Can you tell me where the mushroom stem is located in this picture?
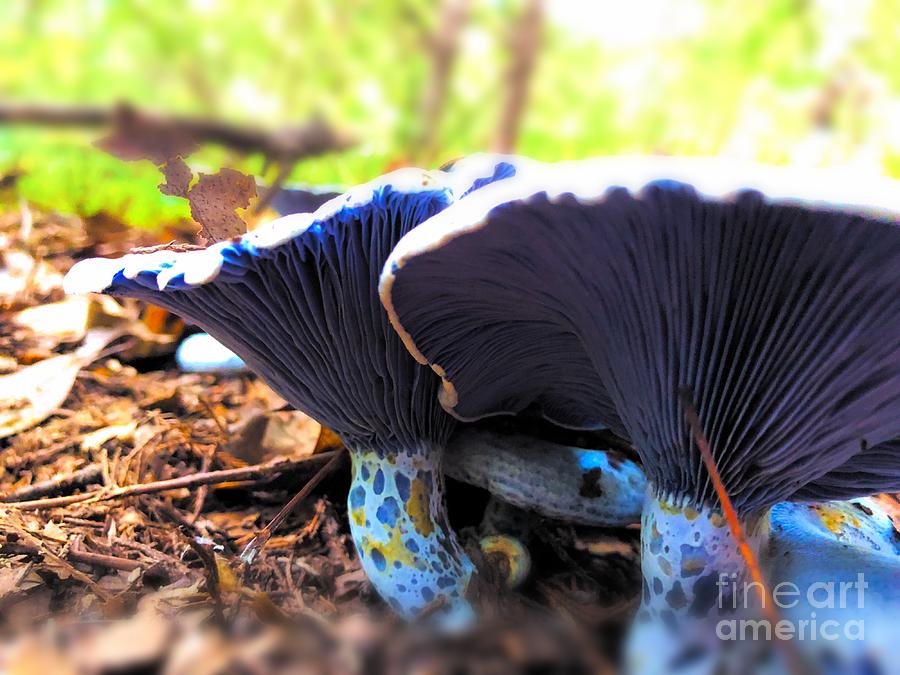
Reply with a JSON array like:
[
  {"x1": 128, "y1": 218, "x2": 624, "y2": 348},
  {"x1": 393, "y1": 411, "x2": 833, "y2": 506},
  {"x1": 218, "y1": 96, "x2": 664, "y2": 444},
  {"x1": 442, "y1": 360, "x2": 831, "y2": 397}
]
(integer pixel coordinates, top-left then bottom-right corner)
[
  {"x1": 630, "y1": 491, "x2": 900, "y2": 673},
  {"x1": 348, "y1": 444, "x2": 475, "y2": 623},
  {"x1": 628, "y1": 488, "x2": 770, "y2": 673}
]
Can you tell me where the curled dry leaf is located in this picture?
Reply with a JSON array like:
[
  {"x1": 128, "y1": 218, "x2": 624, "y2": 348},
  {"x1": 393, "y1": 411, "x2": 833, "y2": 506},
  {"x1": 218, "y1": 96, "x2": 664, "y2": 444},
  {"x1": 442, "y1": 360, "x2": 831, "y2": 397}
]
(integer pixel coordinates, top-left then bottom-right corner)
[
  {"x1": 159, "y1": 157, "x2": 193, "y2": 199},
  {"x1": 261, "y1": 410, "x2": 322, "y2": 459},
  {"x1": 243, "y1": 379, "x2": 288, "y2": 411},
  {"x1": 5, "y1": 636, "x2": 78, "y2": 675},
  {"x1": 188, "y1": 169, "x2": 257, "y2": 243},
  {"x1": 0, "y1": 557, "x2": 44, "y2": 601},
  {"x1": 0, "y1": 353, "x2": 86, "y2": 440},
  {"x1": 69, "y1": 609, "x2": 173, "y2": 673},
  {"x1": 225, "y1": 410, "x2": 326, "y2": 464}
]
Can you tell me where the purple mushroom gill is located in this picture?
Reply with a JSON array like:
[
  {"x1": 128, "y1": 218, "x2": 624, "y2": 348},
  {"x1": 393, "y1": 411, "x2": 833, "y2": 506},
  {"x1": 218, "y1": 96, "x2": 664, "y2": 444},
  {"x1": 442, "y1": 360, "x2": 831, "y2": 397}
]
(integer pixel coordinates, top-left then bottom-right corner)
[
  {"x1": 381, "y1": 211, "x2": 622, "y2": 434},
  {"x1": 793, "y1": 437, "x2": 900, "y2": 502},
  {"x1": 383, "y1": 157, "x2": 900, "y2": 513},
  {"x1": 382, "y1": 157, "x2": 900, "y2": 670},
  {"x1": 63, "y1": 156, "x2": 523, "y2": 624}
]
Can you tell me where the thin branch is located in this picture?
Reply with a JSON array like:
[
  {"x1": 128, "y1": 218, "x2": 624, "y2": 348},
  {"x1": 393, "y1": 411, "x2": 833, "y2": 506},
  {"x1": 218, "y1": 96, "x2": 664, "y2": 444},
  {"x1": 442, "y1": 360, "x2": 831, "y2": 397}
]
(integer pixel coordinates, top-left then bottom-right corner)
[
  {"x1": 69, "y1": 537, "x2": 143, "y2": 572},
  {"x1": 240, "y1": 449, "x2": 346, "y2": 565},
  {"x1": 2, "y1": 464, "x2": 103, "y2": 502},
  {"x1": 679, "y1": 389, "x2": 810, "y2": 675},
  {"x1": 2, "y1": 450, "x2": 340, "y2": 511},
  {"x1": 0, "y1": 101, "x2": 354, "y2": 160}
]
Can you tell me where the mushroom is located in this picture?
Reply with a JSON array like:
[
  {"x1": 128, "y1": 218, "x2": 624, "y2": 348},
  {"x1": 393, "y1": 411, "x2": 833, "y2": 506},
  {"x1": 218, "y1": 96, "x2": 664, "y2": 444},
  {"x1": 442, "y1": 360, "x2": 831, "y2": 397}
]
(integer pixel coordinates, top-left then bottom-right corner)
[
  {"x1": 173, "y1": 187, "x2": 332, "y2": 374},
  {"x1": 175, "y1": 332, "x2": 247, "y2": 373},
  {"x1": 445, "y1": 427, "x2": 645, "y2": 526},
  {"x1": 63, "y1": 155, "x2": 526, "y2": 624},
  {"x1": 763, "y1": 497, "x2": 900, "y2": 672},
  {"x1": 792, "y1": 437, "x2": 900, "y2": 501},
  {"x1": 478, "y1": 534, "x2": 532, "y2": 589},
  {"x1": 445, "y1": 431, "x2": 900, "y2": 529},
  {"x1": 381, "y1": 157, "x2": 900, "y2": 668}
]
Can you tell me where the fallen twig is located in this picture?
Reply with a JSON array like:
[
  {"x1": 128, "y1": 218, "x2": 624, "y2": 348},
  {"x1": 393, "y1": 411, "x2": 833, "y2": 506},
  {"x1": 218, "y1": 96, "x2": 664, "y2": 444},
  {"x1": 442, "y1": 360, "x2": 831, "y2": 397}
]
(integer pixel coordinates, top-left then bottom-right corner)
[
  {"x1": 2, "y1": 463, "x2": 103, "y2": 502},
  {"x1": 2, "y1": 531, "x2": 143, "y2": 572},
  {"x1": 2, "y1": 451, "x2": 340, "y2": 511},
  {"x1": 69, "y1": 536, "x2": 143, "y2": 572}
]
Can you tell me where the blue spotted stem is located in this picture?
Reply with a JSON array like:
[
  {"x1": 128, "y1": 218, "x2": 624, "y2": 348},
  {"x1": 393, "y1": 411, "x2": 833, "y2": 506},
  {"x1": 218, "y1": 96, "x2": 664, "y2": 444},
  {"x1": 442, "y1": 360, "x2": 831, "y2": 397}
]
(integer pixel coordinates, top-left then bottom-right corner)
[
  {"x1": 680, "y1": 390, "x2": 808, "y2": 675},
  {"x1": 348, "y1": 445, "x2": 476, "y2": 623},
  {"x1": 627, "y1": 491, "x2": 770, "y2": 674}
]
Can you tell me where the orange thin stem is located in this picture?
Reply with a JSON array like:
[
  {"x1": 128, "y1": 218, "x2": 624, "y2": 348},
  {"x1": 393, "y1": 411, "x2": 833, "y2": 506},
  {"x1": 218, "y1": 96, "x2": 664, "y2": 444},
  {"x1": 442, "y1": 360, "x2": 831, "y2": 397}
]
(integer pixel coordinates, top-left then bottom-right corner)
[
  {"x1": 678, "y1": 390, "x2": 768, "y2": 596},
  {"x1": 678, "y1": 389, "x2": 809, "y2": 675}
]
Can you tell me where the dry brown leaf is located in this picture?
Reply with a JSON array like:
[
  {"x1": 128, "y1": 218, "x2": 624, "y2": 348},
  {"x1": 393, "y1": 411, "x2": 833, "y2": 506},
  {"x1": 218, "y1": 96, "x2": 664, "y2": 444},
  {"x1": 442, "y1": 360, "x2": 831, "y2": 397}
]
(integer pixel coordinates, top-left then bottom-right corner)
[
  {"x1": 204, "y1": 511, "x2": 260, "y2": 539},
  {"x1": 315, "y1": 427, "x2": 344, "y2": 453},
  {"x1": 80, "y1": 421, "x2": 137, "y2": 451},
  {"x1": 0, "y1": 329, "x2": 119, "y2": 439},
  {"x1": 159, "y1": 157, "x2": 194, "y2": 198},
  {"x1": 0, "y1": 250, "x2": 64, "y2": 302},
  {"x1": 261, "y1": 410, "x2": 322, "y2": 458},
  {"x1": 70, "y1": 609, "x2": 173, "y2": 672},
  {"x1": 41, "y1": 520, "x2": 67, "y2": 543},
  {"x1": 214, "y1": 554, "x2": 240, "y2": 593},
  {"x1": 243, "y1": 378, "x2": 288, "y2": 411},
  {"x1": 0, "y1": 354, "x2": 84, "y2": 439},
  {"x1": 162, "y1": 625, "x2": 233, "y2": 675},
  {"x1": 6, "y1": 636, "x2": 77, "y2": 675},
  {"x1": 0, "y1": 557, "x2": 42, "y2": 601},
  {"x1": 224, "y1": 413, "x2": 269, "y2": 464},
  {"x1": 14, "y1": 296, "x2": 91, "y2": 343},
  {"x1": 188, "y1": 168, "x2": 256, "y2": 243}
]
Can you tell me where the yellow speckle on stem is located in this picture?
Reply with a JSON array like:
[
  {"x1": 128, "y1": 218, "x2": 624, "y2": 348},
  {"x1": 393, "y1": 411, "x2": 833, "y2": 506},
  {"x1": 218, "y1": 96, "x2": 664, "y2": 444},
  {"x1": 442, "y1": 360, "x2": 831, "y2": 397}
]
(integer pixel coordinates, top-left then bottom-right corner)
[{"x1": 407, "y1": 478, "x2": 434, "y2": 537}]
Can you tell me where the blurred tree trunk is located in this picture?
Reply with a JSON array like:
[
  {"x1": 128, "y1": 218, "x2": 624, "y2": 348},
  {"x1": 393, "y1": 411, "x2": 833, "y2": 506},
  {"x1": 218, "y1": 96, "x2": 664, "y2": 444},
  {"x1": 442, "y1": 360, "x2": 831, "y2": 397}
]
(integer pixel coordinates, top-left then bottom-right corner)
[
  {"x1": 494, "y1": 0, "x2": 543, "y2": 154},
  {"x1": 417, "y1": 0, "x2": 472, "y2": 162}
]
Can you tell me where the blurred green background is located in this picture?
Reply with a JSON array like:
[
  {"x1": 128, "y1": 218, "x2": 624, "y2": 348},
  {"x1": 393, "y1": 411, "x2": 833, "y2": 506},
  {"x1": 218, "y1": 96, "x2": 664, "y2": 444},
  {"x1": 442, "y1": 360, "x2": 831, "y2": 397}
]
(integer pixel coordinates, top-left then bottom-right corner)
[{"x1": 1, "y1": 0, "x2": 899, "y2": 229}]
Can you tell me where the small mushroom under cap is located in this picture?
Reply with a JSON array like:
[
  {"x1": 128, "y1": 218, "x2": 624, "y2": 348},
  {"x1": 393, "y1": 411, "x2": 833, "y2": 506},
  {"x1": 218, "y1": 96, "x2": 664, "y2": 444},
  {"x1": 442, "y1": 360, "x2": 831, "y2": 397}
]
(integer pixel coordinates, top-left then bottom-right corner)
[{"x1": 444, "y1": 427, "x2": 645, "y2": 526}]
